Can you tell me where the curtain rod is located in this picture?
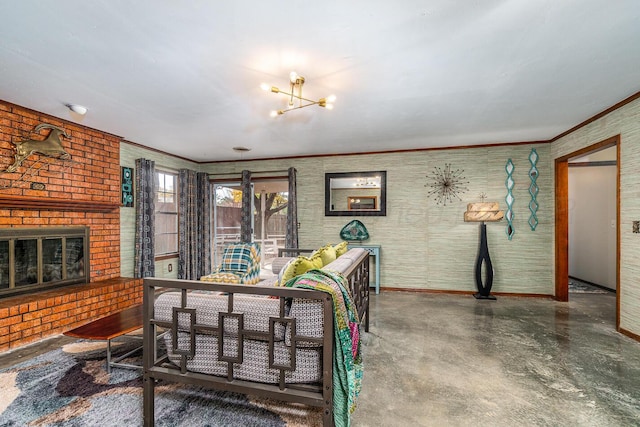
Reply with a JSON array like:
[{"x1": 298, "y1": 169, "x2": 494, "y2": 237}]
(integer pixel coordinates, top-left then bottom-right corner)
[{"x1": 208, "y1": 169, "x2": 290, "y2": 176}]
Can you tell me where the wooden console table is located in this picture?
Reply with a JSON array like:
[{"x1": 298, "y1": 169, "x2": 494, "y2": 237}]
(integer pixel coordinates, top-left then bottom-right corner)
[{"x1": 348, "y1": 244, "x2": 381, "y2": 294}]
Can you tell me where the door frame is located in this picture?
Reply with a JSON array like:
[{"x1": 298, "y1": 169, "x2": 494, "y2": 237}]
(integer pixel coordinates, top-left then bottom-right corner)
[{"x1": 554, "y1": 135, "x2": 620, "y2": 329}]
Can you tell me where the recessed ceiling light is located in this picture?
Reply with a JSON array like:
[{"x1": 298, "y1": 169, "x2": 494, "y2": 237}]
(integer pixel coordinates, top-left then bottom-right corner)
[{"x1": 232, "y1": 146, "x2": 251, "y2": 152}]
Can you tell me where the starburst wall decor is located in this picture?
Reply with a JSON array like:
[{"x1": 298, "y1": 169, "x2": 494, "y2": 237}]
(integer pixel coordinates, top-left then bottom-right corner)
[{"x1": 425, "y1": 163, "x2": 469, "y2": 206}]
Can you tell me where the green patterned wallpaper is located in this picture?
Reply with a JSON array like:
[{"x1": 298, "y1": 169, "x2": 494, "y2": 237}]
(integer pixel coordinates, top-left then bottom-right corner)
[{"x1": 200, "y1": 144, "x2": 553, "y2": 295}]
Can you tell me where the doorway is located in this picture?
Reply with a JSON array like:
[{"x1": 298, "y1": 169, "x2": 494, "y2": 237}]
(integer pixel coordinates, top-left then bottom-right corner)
[
  {"x1": 212, "y1": 182, "x2": 253, "y2": 266},
  {"x1": 211, "y1": 179, "x2": 289, "y2": 269},
  {"x1": 555, "y1": 135, "x2": 620, "y2": 329},
  {"x1": 252, "y1": 179, "x2": 289, "y2": 269},
  {"x1": 568, "y1": 147, "x2": 617, "y2": 293}
]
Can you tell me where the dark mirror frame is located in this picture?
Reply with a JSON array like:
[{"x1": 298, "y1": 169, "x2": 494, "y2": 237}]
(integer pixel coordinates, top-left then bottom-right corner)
[{"x1": 325, "y1": 171, "x2": 387, "y2": 216}]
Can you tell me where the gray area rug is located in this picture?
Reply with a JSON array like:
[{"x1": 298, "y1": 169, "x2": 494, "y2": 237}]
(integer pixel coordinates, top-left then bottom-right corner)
[{"x1": 0, "y1": 340, "x2": 321, "y2": 426}]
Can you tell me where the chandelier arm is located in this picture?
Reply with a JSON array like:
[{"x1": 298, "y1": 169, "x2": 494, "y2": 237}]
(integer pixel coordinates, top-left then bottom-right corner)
[
  {"x1": 289, "y1": 82, "x2": 295, "y2": 106},
  {"x1": 277, "y1": 102, "x2": 320, "y2": 114},
  {"x1": 273, "y1": 90, "x2": 320, "y2": 104},
  {"x1": 296, "y1": 95, "x2": 319, "y2": 104}
]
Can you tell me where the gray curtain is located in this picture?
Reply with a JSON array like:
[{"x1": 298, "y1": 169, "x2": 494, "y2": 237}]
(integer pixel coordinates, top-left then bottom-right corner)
[
  {"x1": 285, "y1": 167, "x2": 298, "y2": 249},
  {"x1": 240, "y1": 169, "x2": 252, "y2": 243},
  {"x1": 134, "y1": 158, "x2": 156, "y2": 278},
  {"x1": 178, "y1": 169, "x2": 212, "y2": 280}
]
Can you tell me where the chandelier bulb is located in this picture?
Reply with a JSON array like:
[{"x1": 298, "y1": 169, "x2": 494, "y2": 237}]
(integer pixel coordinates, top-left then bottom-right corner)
[
  {"x1": 327, "y1": 94, "x2": 337, "y2": 103},
  {"x1": 260, "y1": 83, "x2": 270, "y2": 91},
  {"x1": 289, "y1": 71, "x2": 298, "y2": 83}
]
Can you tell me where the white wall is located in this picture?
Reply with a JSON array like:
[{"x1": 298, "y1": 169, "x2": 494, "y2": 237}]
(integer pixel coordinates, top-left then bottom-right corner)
[{"x1": 568, "y1": 165, "x2": 617, "y2": 289}]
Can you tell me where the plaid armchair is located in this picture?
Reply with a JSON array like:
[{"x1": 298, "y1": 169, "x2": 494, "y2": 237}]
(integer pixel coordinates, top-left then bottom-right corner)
[{"x1": 200, "y1": 242, "x2": 261, "y2": 285}]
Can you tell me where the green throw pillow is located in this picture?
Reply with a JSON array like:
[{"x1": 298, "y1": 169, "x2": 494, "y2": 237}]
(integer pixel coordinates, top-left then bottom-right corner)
[
  {"x1": 280, "y1": 255, "x2": 319, "y2": 285},
  {"x1": 309, "y1": 252, "x2": 324, "y2": 268},
  {"x1": 318, "y1": 244, "x2": 337, "y2": 265},
  {"x1": 334, "y1": 241, "x2": 348, "y2": 257},
  {"x1": 276, "y1": 257, "x2": 294, "y2": 286}
]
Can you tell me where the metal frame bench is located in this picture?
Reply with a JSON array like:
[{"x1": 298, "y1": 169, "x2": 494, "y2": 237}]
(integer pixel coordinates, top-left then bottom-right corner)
[{"x1": 142, "y1": 249, "x2": 369, "y2": 427}]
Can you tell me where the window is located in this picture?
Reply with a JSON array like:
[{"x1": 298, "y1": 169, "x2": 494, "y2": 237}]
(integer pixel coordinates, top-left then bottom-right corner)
[{"x1": 155, "y1": 171, "x2": 179, "y2": 257}]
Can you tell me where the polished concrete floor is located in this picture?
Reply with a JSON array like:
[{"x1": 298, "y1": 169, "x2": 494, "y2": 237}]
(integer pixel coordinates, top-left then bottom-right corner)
[
  {"x1": 1, "y1": 291, "x2": 639, "y2": 426},
  {"x1": 352, "y1": 291, "x2": 640, "y2": 427}
]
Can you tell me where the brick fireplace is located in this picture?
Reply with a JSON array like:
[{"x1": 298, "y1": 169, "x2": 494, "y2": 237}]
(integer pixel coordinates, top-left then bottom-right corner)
[{"x1": 0, "y1": 101, "x2": 142, "y2": 352}]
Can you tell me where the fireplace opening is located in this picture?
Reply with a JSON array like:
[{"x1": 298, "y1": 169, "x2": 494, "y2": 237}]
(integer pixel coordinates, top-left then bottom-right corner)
[{"x1": 0, "y1": 227, "x2": 90, "y2": 298}]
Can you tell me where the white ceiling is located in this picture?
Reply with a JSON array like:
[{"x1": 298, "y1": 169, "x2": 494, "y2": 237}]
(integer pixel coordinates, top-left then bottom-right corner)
[{"x1": 1, "y1": 1, "x2": 639, "y2": 162}]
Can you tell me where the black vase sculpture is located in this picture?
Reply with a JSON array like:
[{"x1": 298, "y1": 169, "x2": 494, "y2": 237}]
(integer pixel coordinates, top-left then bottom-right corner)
[{"x1": 474, "y1": 223, "x2": 496, "y2": 300}]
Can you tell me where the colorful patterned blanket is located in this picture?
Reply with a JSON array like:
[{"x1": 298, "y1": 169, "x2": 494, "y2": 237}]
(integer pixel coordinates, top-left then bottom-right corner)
[{"x1": 284, "y1": 269, "x2": 363, "y2": 427}]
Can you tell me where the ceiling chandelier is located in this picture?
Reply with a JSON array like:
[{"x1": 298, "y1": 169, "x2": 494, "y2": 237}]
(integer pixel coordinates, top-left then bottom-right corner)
[{"x1": 261, "y1": 72, "x2": 336, "y2": 117}]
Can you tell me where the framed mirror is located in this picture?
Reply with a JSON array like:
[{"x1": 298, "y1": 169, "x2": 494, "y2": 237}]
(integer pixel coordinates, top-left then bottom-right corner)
[{"x1": 325, "y1": 171, "x2": 387, "y2": 216}]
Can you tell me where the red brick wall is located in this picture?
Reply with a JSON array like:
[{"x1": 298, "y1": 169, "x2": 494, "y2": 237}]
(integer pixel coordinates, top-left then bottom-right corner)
[
  {"x1": 0, "y1": 100, "x2": 142, "y2": 352},
  {"x1": 0, "y1": 101, "x2": 121, "y2": 281},
  {"x1": 0, "y1": 278, "x2": 142, "y2": 351}
]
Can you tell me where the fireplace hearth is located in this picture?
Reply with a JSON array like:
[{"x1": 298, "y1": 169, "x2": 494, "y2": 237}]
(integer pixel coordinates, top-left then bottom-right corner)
[{"x1": 0, "y1": 227, "x2": 90, "y2": 298}]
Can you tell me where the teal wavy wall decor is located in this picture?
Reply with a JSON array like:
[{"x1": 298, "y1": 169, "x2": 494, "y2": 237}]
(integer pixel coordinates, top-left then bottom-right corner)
[
  {"x1": 528, "y1": 148, "x2": 539, "y2": 231},
  {"x1": 505, "y1": 158, "x2": 515, "y2": 240}
]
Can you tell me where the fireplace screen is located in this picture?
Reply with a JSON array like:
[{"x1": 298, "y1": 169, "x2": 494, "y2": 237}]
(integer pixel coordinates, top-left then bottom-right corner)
[{"x1": 0, "y1": 227, "x2": 89, "y2": 298}]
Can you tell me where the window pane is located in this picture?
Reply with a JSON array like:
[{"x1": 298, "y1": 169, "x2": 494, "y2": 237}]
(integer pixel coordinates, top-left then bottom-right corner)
[
  {"x1": 0, "y1": 241, "x2": 8, "y2": 289},
  {"x1": 42, "y1": 238, "x2": 62, "y2": 283},
  {"x1": 156, "y1": 213, "x2": 178, "y2": 234},
  {"x1": 156, "y1": 198, "x2": 176, "y2": 213},
  {"x1": 164, "y1": 193, "x2": 175, "y2": 205},
  {"x1": 166, "y1": 235, "x2": 178, "y2": 254},
  {"x1": 157, "y1": 173, "x2": 166, "y2": 191},
  {"x1": 155, "y1": 234, "x2": 168, "y2": 255},
  {"x1": 164, "y1": 175, "x2": 174, "y2": 192},
  {"x1": 154, "y1": 170, "x2": 179, "y2": 257},
  {"x1": 155, "y1": 233, "x2": 178, "y2": 255},
  {"x1": 15, "y1": 239, "x2": 37, "y2": 286},
  {"x1": 66, "y1": 237, "x2": 85, "y2": 280}
]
